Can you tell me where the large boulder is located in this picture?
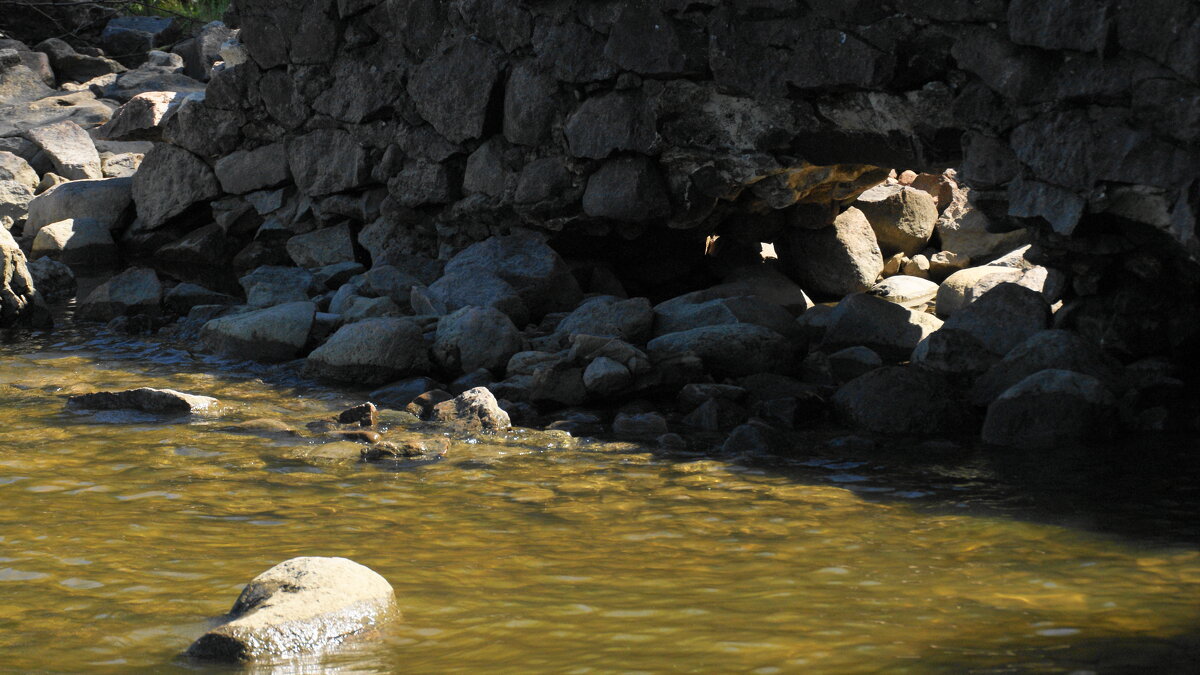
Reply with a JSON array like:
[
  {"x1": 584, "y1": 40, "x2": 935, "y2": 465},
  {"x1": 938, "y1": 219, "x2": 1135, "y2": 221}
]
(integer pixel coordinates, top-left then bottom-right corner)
[
  {"x1": 304, "y1": 317, "x2": 430, "y2": 385},
  {"x1": 67, "y1": 387, "x2": 217, "y2": 415},
  {"x1": 652, "y1": 294, "x2": 795, "y2": 338},
  {"x1": 239, "y1": 266, "x2": 317, "y2": 308},
  {"x1": 981, "y1": 369, "x2": 1118, "y2": 450},
  {"x1": 30, "y1": 218, "x2": 118, "y2": 266},
  {"x1": 646, "y1": 324, "x2": 793, "y2": 377},
  {"x1": 852, "y1": 184, "x2": 938, "y2": 256},
  {"x1": 0, "y1": 150, "x2": 39, "y2": 191},
  {"x1": 913, "y1": 283, "x2": 1051, "y2": 377},
  {"x1": 821, "y1": 293, "x2": 943, "y2": 362},
  {"x1": 935, "y1": 184, "x2": 1027, "y2": 261},
  {"x1": 970, "y1": 330, "x2": 1124, "y2": 406},
  {"x1": 24, "y1": 177, "x2": 133, "y2": 238},
  {"x1": 438, "y1": 232, "x2": 582, "y2": 321},
  {"x1": 200, "y1": 301, "x2": 316, "y2": 362},
  {"x1": 778, "y1": 206, "x2": 883, "y2": 299},
  {"x1": 214, "y1": 142, "x2": 290, "y2": 194},
  {"x1": 868, "y1": 275, "x2": 939, "y2": 308},
  {"x1": 832, "y1": 365, "x2": 974, "y2": 434},
  {"x1": 287, "y1": 129, "x2": 370, "y2": 197},
  {"x1": 935, "y1": 261, "x2": 1051, "y2": 317},
  {"x1": 554, "y1": 295, "x2": 653, "y2": 344},
  {"x1": 76, "y1": 267, "x2": 161, "y2": 321},
  {"x1": 286, "y1": 224, "x2": 356, "y2": 269},
  {"x1": 0, "y1": 179, "x2": 33, "y2": 227},
  {"x1": 131, "y1": 144, "x2": 220, "y2": 229},
  {"x1": 187, "y1": 557, "x2": 396, "y2": 661},
  {"x1": 433, "y1": 306, "x2": 524, "y2": 376},
  {"x1": 23, "y1": 121, "x2": 101, "y2": 180},
  {"x1": 33, "y1": 38, "x2": 124, "y2": 84}
]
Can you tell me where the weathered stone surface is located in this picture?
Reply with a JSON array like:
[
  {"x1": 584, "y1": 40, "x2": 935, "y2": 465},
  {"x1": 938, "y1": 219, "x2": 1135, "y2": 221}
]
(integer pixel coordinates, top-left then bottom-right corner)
[
  {"x1": 565, "y1": 90, "x2": 657, "y2": 159},
  {"x1": 832, "y1": 365, "x2": 973, "y2": 434},
  {"x1": 305, "y1": 317, "x2": 430, "y2": 384},
  {"x1": 68, "y1": 387, "x2": 217, "y2": 415},
  {"x1": 201, "y1": 301, "x2": 316, "y2": 362},
  {"x1": 0, "y1": 50, "x2": 55, "y2": 103},
  {"x1": 936, "y1": 185, "x2": 1027, "y2": 261},
  {"x1": 936, "y1": 264, "x2": 1039, "y2": 317},
  {"x1": 555, "y1": 296, "x2": 652, "y2": 344},
  {"x1": 215, "y1": 143, "x2": 290, "y2": 194},
  {"x1": 240, "y1": 266, "x2": 317, "y2": 308},
  {"x1": 24, "y1": 121, "x2": 101, "y2": 180},
  {"x1": 504, "y1": 63, "x2": 558, "y2": 146},
  {"x1": 440, "y1": 233, "x2": 582, "y2": 321},
  {"x1": 915, "y1": 283, "x2": 1050, "y2": 377},
  {"x1": 132, "y1": 144, "x2": 220, "y2": 229},
  {"x1": 186, "y1": 556, "x2": 396, "y2": 661},
  {"x1": 431, "y1": 386, "x2": 511, "y2": 431},
  {"x1": 868, "y1": 275, "x2": 938, "y2": 308},
  {"x1": 612, "y1": 411, "x2": 669, "y2": 438},
  {"x1": 287, "y1": 129, "x2": 370, "y2": 197},
  {"x1": 821, "y1": 293, "x2": 943, "y2": 362},
  {"x1": 407, "y1": 38, "x2": 503, "y2": 143},
  {"x1": 177, "y1": 21, "x2": 235, "y2": 81},
  {"x1": 582, "y1": 156, "x2": 670, "y2": 222},
  {"x1": 164, "y1": 282, "x2": 238, "y2": 315},
  {"x1": 101, "y1": 16, "x2": 180, "y2": 65},
  {"x1": 647, "y1": 324, "x2": 792, "y2": 378},
  {"x1": 76, "y1": 267, "x2": 162, "y2": 321},
  {"x1": 286, "y1": 224, "x2": 356, "y2": 269},
  {"x1": 34, "y1": 38, "x2": 124, "y2": 83},
  {"x1": 582, "y1": 355, "x2": 632, "y2": 396},
  {"x1": 369, "y1": 376, "x2": 442, "y2": 410},
  {"x1": 0, "y1": 90, "x2": 113, "y2": 138},
  {"x1": 0, "y1": 151, "x2": 38, "y2": 190},
  {"x1": 981, "y1": 369, "x2": 1118, "y2": 450},
  {"x1": 428, "y1": 270, "x2": 527, "y2": 326},
  {"x1": 970, "y1": 329, "x2": 1123, "y2": 406},
  {"x1": 24, "y1": 177, "x2": 132, "y2": 238},
  {"x1": 853, "y1": 184, "x2": 937, "y2": 256},
  {"x1": 433, "y1": 306, "x2": 524, "y2": 376},
  {"x1": 777, "y1": 207, "x2": 883, "y2": 300},
  {"x1": 652, "y1": 294, "x2": 795, "y2": 338},
  {"x1": 0, "y1": 226, "x2": 37, "y2": 326},
  {"x1": 31, "y1": 218, "x2": 117, "y2": 266},
  {"x1": 0, "y1": 179, "x2": 33, "y2": 227}
]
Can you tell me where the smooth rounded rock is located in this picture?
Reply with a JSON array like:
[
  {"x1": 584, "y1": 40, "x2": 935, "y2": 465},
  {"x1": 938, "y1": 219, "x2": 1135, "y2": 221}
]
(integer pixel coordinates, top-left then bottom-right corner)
[
  {"x1": 305, "y1": 317, "x2": 430, "y2": 385},
  {"x1": 981, "y1": 369, "x2": 1118, "y2": 450},
  {"x1": 853, "y1": 184, "x2": 937, "y2": 256},
  {"x1": 200, "y1": 301, "x2": 316, "y2": 362},
  {"x1": 832, "y1": 365, "x2": 974, "y2": 434}
]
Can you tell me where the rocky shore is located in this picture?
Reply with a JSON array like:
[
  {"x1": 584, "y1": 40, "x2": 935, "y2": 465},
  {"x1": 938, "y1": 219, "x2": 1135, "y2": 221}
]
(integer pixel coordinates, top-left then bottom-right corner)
[{"x1": 2, "y1": 0, "x2": 1198, "y2": 458}]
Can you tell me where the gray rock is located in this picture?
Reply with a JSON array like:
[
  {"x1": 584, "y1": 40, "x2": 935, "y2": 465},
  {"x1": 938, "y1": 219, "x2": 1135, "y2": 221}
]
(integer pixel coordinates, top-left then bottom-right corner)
[
  {"x1": 428, "y1": 270, "x2": 528, "y2": 326},
  {"x1": 23, "y1": 121, "x2": 101, "y2": 180},
  {"x1": 913, "y1": 283, "x2": 1050, "y2": 376},
  {"x1": 646, "y1": 324, "x2": 793, "y2": 378},
  {"x1": 164, "y1": 283, "x2": 237, "y2": 315},
  {"x1": 0, "y1": 179, "x2": 33, "y2": 227},
  {"x1": 430, "y1": 386, "x2": 511, "y2": 431},
  {"x1": 176, "y1": 21, "x2": 235, "y2": 81},
  {"x1": 305, "y1": 317, "x2": 430, "y2": 384},
  {"x1": 34, "y1": 38, "x2": 124, "y2": 84},
  {"x1": 433, "y1": 306, "x2": 524, "y2": 376},
  {"x1": 132, "y1": 144, "x2": 220, "y2": 229},
  {"x1": 936, "y1": 264, "x2": 1042, "y2": 317},
  {"x1": 26, "y1": 256, "x2": 74, "y2": 303},
  {"x1": 821, "y1": 293, "x2": 943, "y2": 362},
  {"x1": 186, "y1": 557, "x2": 396, "y2": 661},
  {"x1": 0, "y1": 151, "x2": 38, "y2": 190},
  {"x1": 612, "y1": 411, "x2": 669, "y2": 438},
  {"x1": 95, "y1": 65, "x2": 205, "y2": 103},
  {"x1": 101, "y1": 16, "x2": 180, "y2": 65},
  {"x1": 31, "y1": 218, "x2": 117, "y2": 266},
  {"x1": 100, "y1": 151, "x2": 143, "y2": 177},
  {"x1": 76, "y1": 267, "x2": 161, "y2": 321},
  {"x1": 565, "y1": 90, "x2": 657, "y2": 159},
  {"x1": 936, "y1": 185, "x2": 1027, "y2": 261},
  {"x1": 832, "y1": 365, "x2": 973, "y2": 434},
  {"x1": 407, "y1": 38, "x2": 503, "y2": 143},
  {"x1": 0, "y1": 51, "x2": 55, "y2": 103},
  {"x1": 582, "y1": 156, "x2": 670, "y2": 222},
  {"x1": 343, "y1": 296, "x2": 402, "y2": 323},
  {"x1": 530, "y1": 361, "x2": 588, "y2": 406},
  {"x1": 387, "y1": 159, "x2": 453, "y2": 207},
  {"x1": 240, "y1": 266, "x2": 317, "y2": 308},
  {"x1": 201, "y1": 301, "x2": 316, "y2": 362},
  {"x1": 969, "y1": 330, "x2": 1123, "y2": 406},
  {"x1": 507, "y1": 350, "x2": 564, "y2": 378},
  {"x1": 287, "y1": 129, "x2": 370, "y2": 197},
  {"x1": 97, "y1": 90, "x2": 182, "y2": 142},
  {"x1": 827, "y1": 346, "x2": 883, "y2": 383},
  {"x1": 981, "y1": 369, "x2": 1118, "y2": 450},
  {"x1": 440, "y1": 232, "x2": 582, "y2": 322},
  {"x1": 582, "y1": 356, "x2": 632, "y2": 396},
  {"x1": 24, "y1": 177, "x2": 132, "y2": 238},
  {"x1": 534, "y1": 21, "x2": 617, "y2": 83},
  {"x1": 67, "y1": 387, "x2": 217, "y2": 415},
  {"x1": 555, "y1": 295, "x2": 653, "y2": 344},
  {"x1": 215, "y1": 143, "x2": 290, "y2": 194},
  {"x1": 868, "y1": 275, "x2": 939, "y2": 308},
  {"x1": 652, "y1": 294, "x2": 795, "y2": 338},
  {"x1": 853, "y1": 184, "x2": 937, "y2": 256},
  {"x1": 777, "y1": 206, "x2": 883, "y2": 300},
  {"x1": 503, "y1": 63, "x2": 558, "y2": 146},
  {"x1": 286, "y1": 224, "x2": 356, "y2": 269}
]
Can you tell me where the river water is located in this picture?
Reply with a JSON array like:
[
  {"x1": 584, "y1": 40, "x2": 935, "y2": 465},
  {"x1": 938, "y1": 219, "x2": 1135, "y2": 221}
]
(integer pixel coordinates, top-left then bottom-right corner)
[{"x1": 1, "y1": 319, "x2": 1198, "y2": 674}]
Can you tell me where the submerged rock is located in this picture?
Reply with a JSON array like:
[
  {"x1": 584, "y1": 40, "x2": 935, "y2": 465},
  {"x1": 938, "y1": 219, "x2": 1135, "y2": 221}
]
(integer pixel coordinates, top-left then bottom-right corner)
[
  {"x1": 186, "y1": 556, "x2": 396, "y2": 661},
  {"x1": 67, "y1": 387, "x2": 218, "y2": 415}
]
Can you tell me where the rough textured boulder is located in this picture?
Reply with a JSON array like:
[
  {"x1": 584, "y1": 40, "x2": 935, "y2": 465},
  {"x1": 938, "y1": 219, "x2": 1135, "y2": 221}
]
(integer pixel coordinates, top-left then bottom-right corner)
[
  {"x1": 936, "y1": 185, "x2": 1027, "y2": 261},
  {"x1": 853, "y1": 184, "x2": 938, "y2": 256},
  {"x1": 304, "y1": 317, "x2": 430, "y2": 384},
  {"x1": 439, "y1": 232, "x2": 582, "y2": 321},
  {"x1": 187, "y1": 557, "x2": 396, "y2": 661},
  {"x1": 555, "y1": 295, "x2": 653, "y2": 344},
  {"x1": 31, "y1": 218, "x2": 118, "y2": 266},
  {"x1": 646, "y1": 324, "x2": 792, "y2": 377},
  {"x1": 821, "y1": 293, "x2": 943, "y2": 362},
  {"x1": 778, "y1": 207, "x2": 883, "y2": 300},
  {"x1": 913, "y1": 283, "x2": 1051, "y2": 376},
  {"x1": 24, "y1": 177, "x2": 133, "y2": 238},
  {"x1": 970, "y1": 330, "x2": 1123, "y2": 406},
  {"x1": 433, "y1": 306, "x2": 524, "y2": 376},
  {"x1": 653, "y1": 294, "x2": 795, "y2": 338},
  {"x1": 0, "y1": 151, "x2": 38, "y2": 191},
  {"x1": 832, "y1": 365, "x2": 974, "y2": 434},
  {"x1": 981, "y1": 369, "x2": 1118, "y2": 449},
  {"x1": 936, "y1": 264, "x2": 1043, "y2": 317},
  {"x1": 0, "y1": 226, "x2": 37, "y2": 326},
  {"x1": 868, "y1": 275, "x2": 939, "y2": 308},
  {"x1": 200, "y1": 301, "x2": 316, "y2": 362},
  {"x1": 286, "y1": 224, "x2": 356, "y2": 269},
  {"x1": 214, "y1": 142, "x2": 290, "y2": 194},
  {"x1": 67, "y1": 387, "x2": 218, "y2": 415},
  {"x1": 430, "y1": 386, "x2": 511, "y2": 431},
  {"x1": 76, "y1": 267, "x2": 162, "y2": 321},
  {"x1": 131, "y1": 144, "x2": 220, "y2": 229},
  {"x1": 23, "y1": 121, "x2": 101, "y2": 180},
  {"x1": 240, "y1": 266, "x2": 317, "y2": 308}
]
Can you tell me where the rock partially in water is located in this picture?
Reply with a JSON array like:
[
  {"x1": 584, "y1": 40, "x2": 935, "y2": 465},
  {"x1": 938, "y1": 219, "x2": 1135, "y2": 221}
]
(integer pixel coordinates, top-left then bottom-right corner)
[
  {"x1": 981, "y1": 369, "x2": 1118, "y2": 450},
  {"x1": 337, "y1": 402, "x2": 377, "y2": 427},
  {"x1": 361, "y1": 436, "x2": 449, "y2": 462},
  {"x1": 304, "y1": 317, "x2": 431, "y2": 385},
  {"x1": 431, "y1": 386, "x2": 511, "y2": 431},
  {"x1": 200, "y1": 301, "x2": 316, "y2": 362},
  {"x1": 67, "y1": 387, "x2": 219, "y2": 415},
  {"x1": 832, "y1": 365, "x2": 974, "y2": 435},
  {"x1": 186, "y1": 556, "x2": 396, "y2": 662},
  {"x1": 75, "y1": 267, "x2": 162, "y2": 321}
]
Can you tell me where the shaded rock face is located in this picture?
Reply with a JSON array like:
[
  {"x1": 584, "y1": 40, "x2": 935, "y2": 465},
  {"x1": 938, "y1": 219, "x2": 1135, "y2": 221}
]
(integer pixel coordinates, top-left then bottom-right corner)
[{"x1": 186, "y1": 556, "x2": 396, "y2": 661}]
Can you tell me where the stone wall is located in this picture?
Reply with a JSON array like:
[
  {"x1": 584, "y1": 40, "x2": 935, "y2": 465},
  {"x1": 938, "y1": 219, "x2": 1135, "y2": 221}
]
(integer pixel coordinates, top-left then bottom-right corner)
[{"x1": 147, "y1": 0, "x2": 1199, "y2": 359}]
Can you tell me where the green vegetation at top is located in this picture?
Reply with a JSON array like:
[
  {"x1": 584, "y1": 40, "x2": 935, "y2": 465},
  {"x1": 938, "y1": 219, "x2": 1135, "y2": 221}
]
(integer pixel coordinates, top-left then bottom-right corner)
[{"x1": 125, "y1": 0, "x2": 230, "y2": 25}]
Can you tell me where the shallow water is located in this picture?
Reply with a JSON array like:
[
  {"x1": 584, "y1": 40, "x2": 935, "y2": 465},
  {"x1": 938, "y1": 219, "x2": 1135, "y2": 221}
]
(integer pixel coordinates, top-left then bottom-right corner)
[{"x1": 1, "y1": 322, "x2": 1198, "y2": 674}]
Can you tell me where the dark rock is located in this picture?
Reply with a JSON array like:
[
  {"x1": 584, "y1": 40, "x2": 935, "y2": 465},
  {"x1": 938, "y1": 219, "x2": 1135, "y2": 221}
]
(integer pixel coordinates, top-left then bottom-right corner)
[
  {"x1": 777, "y1": 207, "x2": 883, "y2": 300},
  {"x1": 405, "y1": 389, "x2": 453, "y2": 419},
  {"x1": 76, "y1": 267, "x2": 162, "y2": 321},
  {"x1": 430, "y1": 386, "x2": 511, "y2": 431},
  {"x1": 970, "y1": 330, "x2": 1123, "y2": 406},
  {"x1": 821, "y1": 294, "x2": 943, "y2": 362},
  {"x1": 503, "y1": 63, "x2": 558, "y2": 146},
  {"x1": 564, "y1": 91, "x2": 657, "y2": 160},
  {"x1": 913, "y1": 283, "x2": 1051, "y2": 376},
  {"x1": 215, "y1": 143, "x2": 290, "y2": 194},
  {"x1": 200, "y1": 301, "x2": 316, "y2": 362},
  {"x1": 533, "y1": 22, "x2": 617, "y2": 83},
  {"x1": 582, "y1": 157, "x2": 670, "y2": 223},
  {"x1": 34, "y1": 38, "x2": 124, "y2": 83},
  {"x1": 132, "y1": 145, "x2": 220, "y2": 229},
  {"x1": 981, "y1": 369, "x2": 1118, "y2": 450},
  {"x1": 646, "y1": 324, "x2": 793, "y2": 378},
  {"x1": 439, "y1": 232, "x2": 582, "y2": 322},
  {"x1": 832, "y1": 365, "x2": 974, "y2": 435},
  {"x1": 25, "y1": 177, "x2": 132, "y2": 239},
  {"x1": 287, "y1": 129, "x2": 370, "y2": 197},
  {"x1": 433, "y1": 305, "x2": 525, "y2": 376},
  {"x1": 612, "y1": 411, "x2": 668, "y2": 438},
  {"x1": 362, "y1": 437, "x2": 449, "y2": 462},
  {"x1": 164, "y1": 283, "x2": 238, "y2": 315},
  {"x1": 338, "y1": 402, "x2": 377, "y2": 427},
  {"x1": 407, "y1": 38, "x2": 503, "y2": 143},
  {"x1": 101, "y1": 16, "x2": 180, "y2": 66},
  {"x1": 67, "y1": 387, "x2": 217, "y2": 415},
  {"x1": 305, "y1": 317, "x2": 431, "y2": 385}
]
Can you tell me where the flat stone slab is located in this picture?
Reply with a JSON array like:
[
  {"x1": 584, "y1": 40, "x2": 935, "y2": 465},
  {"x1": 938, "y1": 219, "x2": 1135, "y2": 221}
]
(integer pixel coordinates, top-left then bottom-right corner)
[
  {"x1": 66, "y1": 387, "x2": 219, "y2": 415},
  {"x1": 187, "y1": 556, "x2": 397, "y2": 661}
]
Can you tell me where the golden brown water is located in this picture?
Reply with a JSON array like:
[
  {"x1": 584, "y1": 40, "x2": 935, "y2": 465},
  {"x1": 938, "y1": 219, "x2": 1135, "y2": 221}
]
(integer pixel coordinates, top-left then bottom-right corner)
[{"x1": 1, "y1": 325, "x2": 1199, "y2": 673}]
